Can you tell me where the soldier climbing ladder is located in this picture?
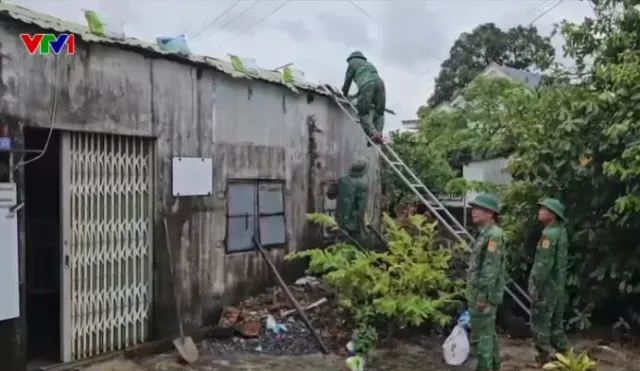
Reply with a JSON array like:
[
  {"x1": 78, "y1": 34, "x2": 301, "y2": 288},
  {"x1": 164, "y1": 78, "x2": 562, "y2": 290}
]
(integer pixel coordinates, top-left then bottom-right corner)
[{"x1": 320, "y1": 84, "x2": 532, "y2": 317}]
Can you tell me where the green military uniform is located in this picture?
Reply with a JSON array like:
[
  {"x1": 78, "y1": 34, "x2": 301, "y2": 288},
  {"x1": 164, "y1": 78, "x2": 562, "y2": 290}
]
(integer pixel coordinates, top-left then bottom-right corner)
[
  {"x1": 529, "y1": 198, "x2": 569, "y2": 363},
  {"x1": 467, "y1": 194, "x2": 507, "y2": 371},
  {"x1": 341, "y1": 51, "x2": 386, "y2": 141},
  {"x1": 335, "y1": 160, "x2": 369, "y2": 241}
]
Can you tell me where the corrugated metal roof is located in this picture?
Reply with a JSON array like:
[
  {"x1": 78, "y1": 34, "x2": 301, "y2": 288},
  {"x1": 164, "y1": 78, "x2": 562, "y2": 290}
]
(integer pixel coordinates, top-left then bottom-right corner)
[
  {"x1": 492, "y1": 64, "x2": 542, "y2": 89},
  {"x1": 0, "y1": 3, "x2": 332, "y2": 96}
]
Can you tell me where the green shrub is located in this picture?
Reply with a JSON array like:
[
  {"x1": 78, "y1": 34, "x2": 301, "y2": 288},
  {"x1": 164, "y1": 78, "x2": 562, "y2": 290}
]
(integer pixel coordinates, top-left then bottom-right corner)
[{"x1": 286, "y1": 212, "x2": 466, "y2": 329}]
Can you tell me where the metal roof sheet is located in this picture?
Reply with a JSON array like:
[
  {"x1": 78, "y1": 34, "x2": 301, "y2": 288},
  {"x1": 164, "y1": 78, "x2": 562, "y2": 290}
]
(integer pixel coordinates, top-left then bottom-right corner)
[{"x1": 0, "y1": 3, "x2": 332, "y2": 96}]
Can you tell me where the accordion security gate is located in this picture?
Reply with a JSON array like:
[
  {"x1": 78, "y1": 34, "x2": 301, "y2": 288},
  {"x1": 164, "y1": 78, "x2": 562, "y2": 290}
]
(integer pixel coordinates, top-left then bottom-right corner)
[{"x1": 60, "y1": 132, "x2": 153, "y2": 362}]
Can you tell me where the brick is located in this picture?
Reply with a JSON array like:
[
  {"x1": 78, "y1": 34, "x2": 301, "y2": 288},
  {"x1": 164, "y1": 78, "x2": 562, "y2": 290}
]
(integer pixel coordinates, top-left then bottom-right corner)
[
  {"x1": 218, "y1": 306, "x2": 240, "y2": 328},
  {"x1": 237, "y1": 319, "x2": 262, "y2": 338}
]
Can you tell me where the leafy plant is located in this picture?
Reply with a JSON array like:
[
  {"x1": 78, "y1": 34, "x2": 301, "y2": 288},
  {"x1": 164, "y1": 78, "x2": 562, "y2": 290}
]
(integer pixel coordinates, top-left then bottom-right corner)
[
  {"x1": 286, "y1": 213, "x2": 465, "y2": 329},
  {"x1": 352, "y1": 323, "x2": 378, "y2": 357},
  {"x1": 542, "y1": 348, "x2": 598, "y2": 370},
  {"x1": 567, "y1": 305, "x2": 594, "y2": 331}
]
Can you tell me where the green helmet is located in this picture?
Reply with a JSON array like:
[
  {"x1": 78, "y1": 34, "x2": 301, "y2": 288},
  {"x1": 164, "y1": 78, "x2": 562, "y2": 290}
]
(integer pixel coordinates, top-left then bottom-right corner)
[
  {"x1": 349, "y1": 159, "x2": 368, "y2": 177},
  {"x1": 468, "y1": 193, "x2": 500, "y2": 214},
  {"x1": 538, "y1": 198, "x2": 566, "y2": 221},
  {"x1": 347, "y1": 50, "x2": 366, "y2": 62}
]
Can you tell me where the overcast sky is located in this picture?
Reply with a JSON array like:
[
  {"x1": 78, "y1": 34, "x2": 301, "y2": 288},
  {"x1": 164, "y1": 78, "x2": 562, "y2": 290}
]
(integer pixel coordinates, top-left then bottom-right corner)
[{"x1": 10, "y1": 0, "x2": 593, "y2": 134}]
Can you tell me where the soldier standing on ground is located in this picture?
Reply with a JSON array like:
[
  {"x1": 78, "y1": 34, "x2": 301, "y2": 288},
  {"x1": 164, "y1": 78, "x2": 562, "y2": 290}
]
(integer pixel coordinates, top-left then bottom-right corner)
[
  {"x1": 334, "y1": 160, "x2": 369, "y2": 243},
  {"x1": 341, "y1": 51, "x2": 386, "y2": 145},
  {"x1": 467, "y1": 193, "x2": 507, "y2": 371},
  {"x1": 528, "y1": 198, "x2": 569, "y2": 367}
]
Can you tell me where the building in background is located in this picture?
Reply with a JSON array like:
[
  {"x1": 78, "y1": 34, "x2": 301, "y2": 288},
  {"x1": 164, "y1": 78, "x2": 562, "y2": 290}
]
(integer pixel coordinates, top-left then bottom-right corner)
[
  {"x1": 401, "y1": 119, "x2": 419, "y2": 130},
  {"x1": 436, "y1": 62, "x2": 542, "y2": 223}
]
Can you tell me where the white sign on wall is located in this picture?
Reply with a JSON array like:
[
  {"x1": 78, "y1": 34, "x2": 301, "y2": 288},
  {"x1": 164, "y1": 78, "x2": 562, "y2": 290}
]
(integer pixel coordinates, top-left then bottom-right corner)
[
  {"x1": 172, "y1": 157, "x2": 214, "y2": 197},
  {"x1": 0, "y1": 182, "x2": 20, "y2": 321}
]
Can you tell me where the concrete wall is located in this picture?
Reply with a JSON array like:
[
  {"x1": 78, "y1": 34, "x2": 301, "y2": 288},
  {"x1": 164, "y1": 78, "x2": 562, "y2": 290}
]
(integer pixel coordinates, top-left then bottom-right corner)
[
  {"x1": 462, "y1": 157, "x2": 511, "y2": 200},
  {"x1": 0, "y1": 17, "x2": 380, "y2": 369}
]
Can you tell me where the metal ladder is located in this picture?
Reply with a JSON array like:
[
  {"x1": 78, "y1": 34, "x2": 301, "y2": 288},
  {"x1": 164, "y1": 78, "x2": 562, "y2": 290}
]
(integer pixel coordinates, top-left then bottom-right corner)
[{"x1": 320, "y1": 84, "x2": 531, "y2": 316}]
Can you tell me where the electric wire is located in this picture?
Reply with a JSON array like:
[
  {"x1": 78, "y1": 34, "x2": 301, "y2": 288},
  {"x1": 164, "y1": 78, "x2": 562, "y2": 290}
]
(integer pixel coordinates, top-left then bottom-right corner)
[
  {"x1": 191, "y1": 0, "x2": 242, "y2": 39},
  {"x1": 202, "y1": 0, "x2": 261, "y2": 40},
  {"x1": 389, "y1": 0, "x2": 566, "y2": 110},
  {"x1": 528, "y1": 0, "x2": 564, "y2": 25},
  {"x1": 217, "y1": 0, "x2": 292, "y2": 49},
  {"x1": 524, "y1": 0, "x2": 556, "y2": 17},
  {"x1": 13, "y1": 54, "x2": 59, "y2": 170},
  {"x1": 347, "y1": 0, "x2": 444, "y2": 63}
]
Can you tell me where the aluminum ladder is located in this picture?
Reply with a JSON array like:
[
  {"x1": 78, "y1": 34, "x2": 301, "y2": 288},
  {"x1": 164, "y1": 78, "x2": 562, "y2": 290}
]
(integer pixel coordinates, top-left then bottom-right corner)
[{"x1": 320, "y1": 84, "x2": 531, "y2": 316}]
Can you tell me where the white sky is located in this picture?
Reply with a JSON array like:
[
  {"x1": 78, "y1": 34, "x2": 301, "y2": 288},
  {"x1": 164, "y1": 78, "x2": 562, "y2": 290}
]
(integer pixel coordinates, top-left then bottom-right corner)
[{"x1": 9, "y1": 0, "x2": 594, "y2": 133}]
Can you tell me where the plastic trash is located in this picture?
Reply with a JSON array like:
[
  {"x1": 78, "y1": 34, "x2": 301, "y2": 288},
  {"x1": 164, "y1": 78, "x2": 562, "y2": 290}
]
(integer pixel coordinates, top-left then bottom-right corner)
[
  {"x1": 83, "y1": 10, "x2": 125, "y2": 39},
  {"x1": 346, "y1": 340, "x2": 355, "y2": 353},
  {"x1": 442, "y1": 324, "x2": 470, "y2": 366},
  {"x1": 156, "y1": 34, "x2": 191, "y2": 55},
  {"x1": 282, "y1": 67, "x2": 305, "y2": 84},
  {"x1": 265, "y1": 315, "x2": 287, "y2": 334},
  {"x1": 457, "y1": 310, "x2": 470, "y2": 329},
  {"x1": 345, "y1": 355, "x2": 365, "y2": 371},
  {"x1": 229, "y1": 55, "x2": 259, "y2": 74},
  {"x1": 294, "y1": 276, "x2": 319, "y2": 286}
]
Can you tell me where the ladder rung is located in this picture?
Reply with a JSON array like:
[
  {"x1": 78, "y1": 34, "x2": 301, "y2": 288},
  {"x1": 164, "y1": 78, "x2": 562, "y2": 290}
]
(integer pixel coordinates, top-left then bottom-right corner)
[
  {"x1": 388, "y1": 161, "x2": 403, "y2": 167},
  {"x1": 409, "y1": 184, "x2": 425, "y2": 188}
]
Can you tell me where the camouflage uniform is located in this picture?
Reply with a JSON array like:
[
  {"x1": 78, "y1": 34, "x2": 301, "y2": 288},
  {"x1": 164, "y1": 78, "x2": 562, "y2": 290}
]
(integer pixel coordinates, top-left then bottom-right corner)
[
  {"x1": 529, "y1": 198, "x2": 569, "y2": 363},
  {"x1": 341, "y1": 51, "x2": 386, "y2": 140},
  {"x1": 335, "y1": 160, "x2": 369, "y2": 241},
  {"x1": 467, "y1": 193, "x2": 507, "y2": 371}
]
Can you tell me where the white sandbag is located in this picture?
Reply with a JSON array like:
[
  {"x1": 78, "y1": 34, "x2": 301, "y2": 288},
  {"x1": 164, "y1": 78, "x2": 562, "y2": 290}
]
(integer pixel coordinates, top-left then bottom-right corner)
[{"x1": 442, "y1": 324, "x2": 470, "y2": 366}]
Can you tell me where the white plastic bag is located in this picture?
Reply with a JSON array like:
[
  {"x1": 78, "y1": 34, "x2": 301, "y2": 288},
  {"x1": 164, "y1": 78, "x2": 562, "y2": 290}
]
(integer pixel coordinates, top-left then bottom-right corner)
[
  {"x1": 442, "y1": 324, "x2": 470, "y2": 366},
  {"x1": 345, "y1": 355, "x2": 365, "y2": 371},
  {"x1": 156, "y1": 34, "x2": 191, "y2": 55}
]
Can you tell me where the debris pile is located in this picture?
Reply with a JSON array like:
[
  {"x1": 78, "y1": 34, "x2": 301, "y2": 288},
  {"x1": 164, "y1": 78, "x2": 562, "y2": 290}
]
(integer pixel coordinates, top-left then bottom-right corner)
[{"x1": 204, "y1": 276, "x2": 354, "y2": 356}]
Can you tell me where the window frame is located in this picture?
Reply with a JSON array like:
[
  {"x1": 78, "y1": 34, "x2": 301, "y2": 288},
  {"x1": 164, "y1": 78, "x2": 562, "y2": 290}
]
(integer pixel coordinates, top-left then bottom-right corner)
[{"x1": 225, "y1": 179, "x2": 287, "y2": 253}]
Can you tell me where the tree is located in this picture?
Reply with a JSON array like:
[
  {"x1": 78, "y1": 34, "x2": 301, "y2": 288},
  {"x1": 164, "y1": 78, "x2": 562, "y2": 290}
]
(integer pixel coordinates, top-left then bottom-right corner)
[
  {"x1": 426, "y1": 23, "x2": 555, "y2": 107},
  {"x1": 414, "y1": 0, "x2": 640, "y2": 329},
  {"x1": 383, "y1": 130, "x2": 457, "y2": 215}
]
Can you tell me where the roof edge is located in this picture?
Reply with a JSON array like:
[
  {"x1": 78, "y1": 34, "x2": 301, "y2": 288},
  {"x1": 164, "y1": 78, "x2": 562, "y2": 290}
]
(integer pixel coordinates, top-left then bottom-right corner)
[{"x1": 0, "y1": 5, "x2": 334, "y2": 98}]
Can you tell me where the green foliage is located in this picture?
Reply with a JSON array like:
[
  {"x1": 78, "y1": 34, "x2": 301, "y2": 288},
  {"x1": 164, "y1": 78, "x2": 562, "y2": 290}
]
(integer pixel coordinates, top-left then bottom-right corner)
[
  {"x1": 286, "y1": 213, "x2": 465, "y2": 329},
  {"x1": 384, "y1": 131, "x2": 457, "y2": 214},
  {"x1": 427, "y1": 22, "x2": 555, "y2": 107},
  {"x1": 352, "y1": 323, "x2": 378, "y2": 357},
  {"x1": 394, "y1": 0, "x2": 640, "y2": 330},
  {"x1": 542, "y1": 348, "x2": 598, "y2": 371}
]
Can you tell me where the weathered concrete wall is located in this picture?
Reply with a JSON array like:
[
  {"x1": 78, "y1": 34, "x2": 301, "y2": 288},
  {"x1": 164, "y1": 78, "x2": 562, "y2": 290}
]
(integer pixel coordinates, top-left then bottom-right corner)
[{"x1": 0, "y1": 16, "x2": 380, "y2": 368}]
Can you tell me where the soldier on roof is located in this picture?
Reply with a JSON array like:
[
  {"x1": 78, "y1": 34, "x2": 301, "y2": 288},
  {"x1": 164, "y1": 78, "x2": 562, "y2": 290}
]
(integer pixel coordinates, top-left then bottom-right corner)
[{"x1": 341, "y1": 51, "x2": 386, "y2": 145}]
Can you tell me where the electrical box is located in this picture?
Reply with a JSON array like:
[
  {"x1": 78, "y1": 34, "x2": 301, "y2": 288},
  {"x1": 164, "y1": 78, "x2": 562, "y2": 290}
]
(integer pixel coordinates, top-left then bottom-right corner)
[{"x1": 0, "y1": 182, "x2": 19, "y2": 321}]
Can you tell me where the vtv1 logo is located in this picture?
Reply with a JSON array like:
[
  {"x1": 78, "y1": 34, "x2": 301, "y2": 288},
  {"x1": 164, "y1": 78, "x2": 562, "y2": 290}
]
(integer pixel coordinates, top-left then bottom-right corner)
[{"x1": 20, "y1": 33, "x2": 76, "y2": 55}]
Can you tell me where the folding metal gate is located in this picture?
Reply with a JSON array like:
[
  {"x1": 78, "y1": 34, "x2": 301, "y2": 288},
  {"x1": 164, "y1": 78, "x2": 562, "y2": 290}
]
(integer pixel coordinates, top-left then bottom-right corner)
[{"x1": 60, "y1": 132, "x2": 153, "y2": 362}]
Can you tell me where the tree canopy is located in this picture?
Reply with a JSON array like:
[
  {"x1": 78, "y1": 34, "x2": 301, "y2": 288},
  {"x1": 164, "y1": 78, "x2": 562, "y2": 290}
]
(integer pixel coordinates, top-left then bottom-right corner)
[
  {"x1": 426, "y1": 23, "x2": 555, "y2": 108},
  {"x1": 385, "y1": 0, "x2": 640, "y2": 331}
]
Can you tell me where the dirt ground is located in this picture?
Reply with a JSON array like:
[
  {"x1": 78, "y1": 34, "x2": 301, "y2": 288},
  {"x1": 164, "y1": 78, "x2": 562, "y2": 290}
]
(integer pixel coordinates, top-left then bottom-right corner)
[{"x1": 81, "y1": 336, "x2": 636, "y2": 371}]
